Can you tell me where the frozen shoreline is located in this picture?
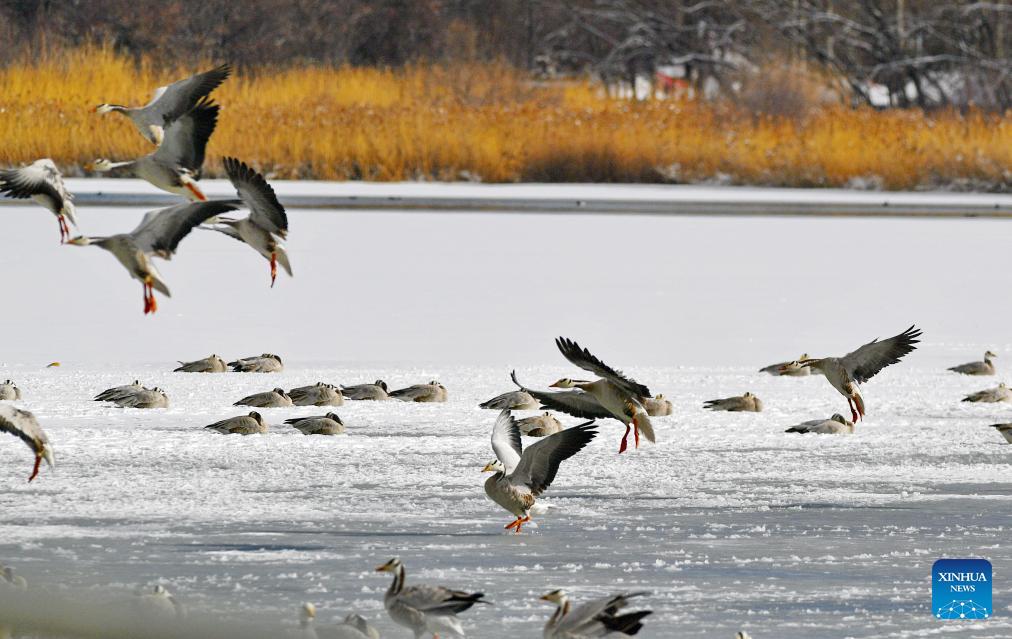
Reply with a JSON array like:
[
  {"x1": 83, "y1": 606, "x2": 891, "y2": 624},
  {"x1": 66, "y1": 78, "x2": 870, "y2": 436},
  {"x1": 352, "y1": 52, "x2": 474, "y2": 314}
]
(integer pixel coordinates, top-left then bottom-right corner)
[{"x1": 3, "y1": 178, "x2": 1011, "y2": 217}]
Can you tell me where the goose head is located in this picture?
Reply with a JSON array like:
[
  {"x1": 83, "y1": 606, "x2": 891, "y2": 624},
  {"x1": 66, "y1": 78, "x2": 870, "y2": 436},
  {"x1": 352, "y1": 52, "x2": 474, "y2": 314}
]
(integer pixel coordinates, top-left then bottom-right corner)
[{"x1": 481, "y1": 459, "x2": 504, "y2": 473}]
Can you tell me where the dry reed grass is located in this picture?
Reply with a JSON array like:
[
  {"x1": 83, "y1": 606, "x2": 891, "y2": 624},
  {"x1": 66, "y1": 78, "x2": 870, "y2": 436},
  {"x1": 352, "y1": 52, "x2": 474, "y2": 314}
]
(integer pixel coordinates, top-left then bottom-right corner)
[{"x1": 0, "y1": 46, "x2": 1008, "y2": 189}]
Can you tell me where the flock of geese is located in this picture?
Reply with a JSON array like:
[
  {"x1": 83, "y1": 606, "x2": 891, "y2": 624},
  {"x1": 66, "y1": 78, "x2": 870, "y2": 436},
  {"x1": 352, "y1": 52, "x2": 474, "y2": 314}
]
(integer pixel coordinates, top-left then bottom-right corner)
[{"x1": 0, "y1": 65, "x2": 291, "y2": 315}]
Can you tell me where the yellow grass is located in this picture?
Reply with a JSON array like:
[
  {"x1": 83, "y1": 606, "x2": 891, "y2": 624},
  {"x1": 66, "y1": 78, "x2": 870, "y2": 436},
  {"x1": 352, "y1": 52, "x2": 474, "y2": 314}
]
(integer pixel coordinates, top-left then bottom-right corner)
[{"x1": 0, "y1": 45, "x2": 1009, "y2": 189}]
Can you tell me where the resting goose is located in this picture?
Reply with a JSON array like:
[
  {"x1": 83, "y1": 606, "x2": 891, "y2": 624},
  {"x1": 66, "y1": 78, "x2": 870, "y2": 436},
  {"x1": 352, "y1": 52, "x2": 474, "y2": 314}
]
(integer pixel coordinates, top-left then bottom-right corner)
[
  {"x1": 341, "y1": 380, "x2": 389, "y2": 400},
  {"x1": 785, "y1": 414, "x2": 854, "y2": 434},
  {"x1": 300, "y1": 603, "x2": 380, "y2": 639},
  {"x1": 483, "y1": 410, "x2": 596, "y2": 533},
  {"x1": 289, "y1": 383, "x2": 344, "y2": 406},
  {"x1": 68, "y1": 200, "x2": 239, "y2": 314},
  {"x1": 948, "y1": 351, "x2": 997, "y2": 376},
  {"x1": 961, "y1": 382, "x2": 1012, "y2": 403},
  {"x1": 376, "y1": 558, "x2": 487, "y2": 639},
  {"x1": 0, "y1": 159, "x2": 77, "y2": 243},
  {"x1": 643, "y1": 394, "x2": 672, "y2": 416},
  {"x1": 234, "y1": 387, "x2": 293, "y2": 408},
  {"x1": 782, "y1": 325, "x2": 922, "y2": 423},
  {"x1": 110, "y1": 386, "x2": 169, "y2": 409},
  {"x1": 0, "y1": 405, "x2": 54, "y2": 482},
  {"x1": 205, "y1": 411, "x2": 268, "y2": 435},
  {"x1": 0, "y1": 380, "x2": 22, "y2": 401},
  {"x1": 94, "y1": 64, "x2": 231, "y2": 146},
  {"x1": 540, "y1": 590, "x2": 652, "y2": 638},
  {"x1": 990, "y1": 424, "x2": 1012, "y2": 444},
  {"x1": 132, "y1": 584, "x2": 186, "y2": 619},
  {"x1": 174, "y1": 354, "x2": 227, "y2": 372},
  {"x1": 389, "y1": 381, "x2": 448, "y2": 403},
  {"x1": 204, "y1": 157, "x2": 291, "y2": 286},
  {"x1": 86, "y1": 98, "x2": 219, "y2": 201},
  {"x1": 479, "y1": 389, "x2": 540, "y2": 410},
  {"x1": 704, "y1": 392, "x2": 763, "y2": 412},
  {"x1": 516, "y1": 412, "x2": 563, "y2": 437},
  {"x1": 229, "y1": 353, "x2": 284, "y2": 373},
  {"x1": 94, "y1": 380, "x2": 142, "y2": 402},
  {"x1": 285, "y1": 413, "x2": 345, "y2": 436}
]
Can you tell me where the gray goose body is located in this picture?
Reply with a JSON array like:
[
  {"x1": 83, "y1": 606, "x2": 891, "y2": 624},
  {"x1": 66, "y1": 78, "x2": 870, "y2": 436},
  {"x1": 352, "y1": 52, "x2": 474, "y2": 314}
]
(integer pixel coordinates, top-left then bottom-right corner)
[
  {"x1": 0, "y1": 158, "x2": 77, "y2": 242},
  {"x1": 285, "y1": 413, "x2": 345, "y2": 436},
  {"x1": 174, "y1": 354, "x2": 226, "y2": 372},
  {"x1": 389, "y1": 381, "x2": 447, "y2": 403},
  {"x1": 0, "y1": 380, "x2": 22, "y2": 401},
  {"x1": 643, "y1": 395, "x2": 672, "y2": 416},
  {"x1": 301, "y1": 604, "x2": 380, "y2": 639},
  {"x1": 111, "y1": 387, "x2": 169, "y2": 409},
  {"x1": 234, "y1": 388, "x2": 293, "y2": 408},
  {"x1": 704, "y1": 392, "x2": 763, "y2": 412},
  {"x1": 376, "y1": 558, "x2": 486, "y2": 639},
  {"x1": 94, "y1": 380, "x2": 143, "y2": 402},
  {"x1": 229, "y1": 353, "x2": 284, "y2": 373},
  {"x1": 962, "y1": 383, "x2": 1012, "y2": 403},
  {"x1": 341, "y1": 380, "x2": 389, "y2": 400},
  {"x1": 990, "y1": 424, "x2": 1012, "y2": 444},
  {"x1": 948, "y1": 351, "x2": 997, "y2": 376},
  {"x1": 0, "y1": 405, "x2": 54, "y2": 482},
  {"x1": 479, "y1": 390, "x2": 539, "y2": 410},
  {"x1": 205, "y1": 411, "x2": 268, "y2": 435},
  {"x1": 540, "y1": 590, "x2": 652, "y2": 639},
  {"x1": 289, "y1": 383, "x2": 344, "y2": 406},
  {"x1": 785, "y1": 414, "x2": 854, "y2": 434},
  {"x1": 516, "y1": 412, "x2": 563, "y2": 437}
]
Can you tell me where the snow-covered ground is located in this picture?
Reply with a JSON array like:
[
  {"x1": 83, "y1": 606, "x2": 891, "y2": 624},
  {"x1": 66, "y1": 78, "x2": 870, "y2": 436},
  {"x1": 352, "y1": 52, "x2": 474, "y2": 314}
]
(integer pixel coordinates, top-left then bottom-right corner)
[{"x1": 0, "y1": 205, "x2": 1009, "y2": 637}]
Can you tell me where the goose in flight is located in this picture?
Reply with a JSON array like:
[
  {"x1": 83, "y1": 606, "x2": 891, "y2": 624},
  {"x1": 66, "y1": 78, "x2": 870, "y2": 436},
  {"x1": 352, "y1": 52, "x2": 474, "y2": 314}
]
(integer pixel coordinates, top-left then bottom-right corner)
[
  {"x1": 228, "y1": 353, "x2": 284, "y2": 373},
  {"x1": 390, "y1": 381, "x2": 448, "y2": 403},
  {"x1": 483, "y1": 410, "x2": 597, "y2": 533},
  {"x1": 961, "y1": 382, "x2": 1012, "y2": 403},
  {"x1": 174, "y1": 354, "x2": 227, "y2": 372},
  {"x1": 643, "y1": 394, "x2": 672, "y2": 416},
  {"x1": 286, "y1": 413, "x2": 345, "y2": 436},
  {"x1": 781, "y1": 325, "x2": 922, "y2": 423},
  {"x1": 760, "y1": 354, "x2": 813, "y2": 376},
  {"x1": 376, "y1": 558, "x2": 487, "y2": 639},
  {"x1": 340, "y1": 380, "x2": 389, "y2": 400},
  {"x1": 204, "y1": 157, "x2": 291, "y2": 286},
  {"x1": 234, "y1": 387, "x2": 293, "y2": 408},
  {"x1": 93, "y1": 64, "x2": 231, "y2": 146},
  {"x1": 68, "y1": 200, "x2": 238, "y2": 314},
  {"x1": 516, "y1": 412, "x2": 563, "y2": 437},
  {"x1": 479, "y1": 389, "x2": 540, "y2": 410},
  {"x1": 0, "y1": 405, "x2": 54, "y2": 482},
  {"x1": 289, "y1": 383, "x2": 344, "y2": 406},
  {"x1": 948, "y1": 351, "x2": 997, "y2": 376},
  {"x1": 86, "y1": 98, "x2": 219, "y2": 201},
  {"x1": 299, "y1": 603, "x2": 380, "y2": 639},
  {"x1": 0, "y1": 159, "x2": 78, "y2": 243},
  {"x1": 205, "y1": 411, "x2": 268, "y2": 435},
  {"x1": 94, "y1": 380, "x2": 142, "y2": 402},
  {"x1": 785, "y1": 414, "x2": 854, "y2": 434},
  {"x1": 540, "y1": 590, "x2": 652, "y2": 638},
  {"x1": 704, "y1": 392, "x2": 763, "y2": 412},
  {"x1": 990, "y1": 424, "x2": 1012, "y2": 444},
  {"x1": 0, "y1": 380, "x2": 22, "y2": 401}
]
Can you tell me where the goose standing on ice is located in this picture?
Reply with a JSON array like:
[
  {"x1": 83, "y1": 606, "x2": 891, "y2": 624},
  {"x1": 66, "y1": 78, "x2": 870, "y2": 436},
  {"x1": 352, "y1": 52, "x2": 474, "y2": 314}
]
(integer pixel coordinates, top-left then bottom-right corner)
[
  {"x1": 782, "y1": 325, "x2": 921, "y2": 423},
  {"x1": 948, "y1": 351, "x2": 997, "y2": 376},
  {"x1": 289, "y1": 383, "x2": 344, "y2": 406},
  {"x1": 760, "y1": 354, "x2": 812, "y2": 376},
  {"x1": 93, "y1": 64, "x2": 231, "y2": 146},
  {"x1": 989, "y1": 424, "x2": 1012, "y2": 443},
  {"x1": 0, "y1": 380, "x2": 21, "y2": 401},
  {"x1": 0, "y1": 405, "x2": 54, "y2": 482},
  {"x1": 234, "y1": 387, "x2": 293, "y2": 408},
  {"x1": 704, "y1": 392, "x2": 763, "y2": 412},
  {"x1": 204, "y1": 157, "x2": 291, "y2": 286},
  {"x1": 516, "y1": 412, "x2": 563, "y2": 437},
  {"x1": 376, "y1": 558, "x2": 487, "y2": 639},
  {"x1": 785, "y1": 414, "x2": 854, "y2": 434},
  {"x1": 86, "y1": 98, "x2": 219, "y2": 201},
  {"x1": 0, "y1": 159, "x2": 78, "y2": 243},
  {"x1": 205, "y1": 411, "x2": 268, "y2": 434},
  {"x1": 229, "y1": 353, "x2": 284, "y2": 373},
  {"x1": 961, "y1": 382, "x2": 1012, "y2": 403},
  {"x1": 174, "y1": 354, "x2": 227, "y2": 372},
  {"x1": 286, "y1": 413, "x2": 345, "y2": 436},
  {"x1": 389, "y1": 381, "x2": 448, "y2": 403},
  {"x1": 68, "y1": 200, "x2": 239, "y2": 314},
  {"x1": 540, "y1": 590, "x2": 652, "y2": 638},
  {"x1": 341, "y1": 380, "x2": 389, "y2": 400},
  {"x1": 479, "y1": 389, "x2": 539, "y2": 410},
  {"x1": 483, "y1": 410, "x2": 597, "y2": 533}
]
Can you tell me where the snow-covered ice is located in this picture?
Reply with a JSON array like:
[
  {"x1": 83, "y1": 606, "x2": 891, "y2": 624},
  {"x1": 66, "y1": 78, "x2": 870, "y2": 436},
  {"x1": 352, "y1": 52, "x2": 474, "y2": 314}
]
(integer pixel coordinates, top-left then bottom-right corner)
[{"x1": 0, "y1": 204, "x2": 1009, "y2": 637}]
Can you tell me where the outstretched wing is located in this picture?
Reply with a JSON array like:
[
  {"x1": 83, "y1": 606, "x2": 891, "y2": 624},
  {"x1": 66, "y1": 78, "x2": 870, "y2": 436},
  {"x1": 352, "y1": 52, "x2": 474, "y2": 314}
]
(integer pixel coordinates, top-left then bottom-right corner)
[
  {"x1": 841, "y1": 325, "x2": 922, "y2": 384},
  {"x1": 0, "y1": 162, "x2": 65, "y2": 213},
  {"x1": 490, "y1": 410, "x2": 523, "y2": 473},
  {"x1": 556, "y1": 337, "x2": 650, "y2": 398},
  {"x1": 222, "y1": 157, "x2": 288, "y2": 237},
  {"x1": 510, "y1": 421, "x2": 597, "y2": 496},
  {"x1": 132, "y1": 201, "x2": 240, "y2": 257},
  {"x1": 153, "y1": 98, "x2": 219, "y2": 172},
  {"x1": 142, "y1": 64, "x2": 231, "y2": 127},
  {"x1": 511, "y1": 370, "x2": 612, "y2": 420},
  {"x1": 0, "y1": 405, "x2": 47, "y2": 455}
]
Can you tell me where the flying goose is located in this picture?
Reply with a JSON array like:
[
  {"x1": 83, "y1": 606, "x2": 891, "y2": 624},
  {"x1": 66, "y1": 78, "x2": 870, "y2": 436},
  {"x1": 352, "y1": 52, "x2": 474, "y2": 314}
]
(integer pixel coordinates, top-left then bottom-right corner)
[
  {"x1": 0, "y1": 405, "x2": 54, "y2": 482},
  {"x1": 205, "y1": 411, "x2": 268, "y2": 434},
  {"x1": 94, "y1": 380, "x2": 143, "y2": 402},
  {"x1": 109, "y1": 386, "x2": 169, "y2": 409},
  {"x1": 785, "y1": 414, "x2": 854, "y2": 434},
  {"x1": 234, "y1": 387, "x2": 293, "y2": 408},
  {"x1": 961, "y1": 382, "x2": 1012, "y2": 403},
  {"x1": 68, "y1": 200, "x2": 238, "y2": 314},
  {"x1": 285, "y1": 413, "x2": 345, "y2": 435},
  {"x1": 0, "y1": 159, "x2": 78, "y2": 243},
  {"x1": 340, "y1": 380, "x2": 389, "y2": 400},
  {"x1": 228, "y1": 353, "x2": 284, "y2": 373},
  {"x1": 948, "y1": 351, "x2": 997, "y2": 376},
  {"x1": 540, "y1": 590, "x2": 652, "y2": 638},
  {"x1": 204, "y1": 157, "x2": 291, "y2": 286},
  {"x1": 479, "y1": 389, "x2": 540, "y2": 410},
  {"x1": 174, "y1": 354, "x2": 227, "y2": 372},
  {"x1": 0, "y1": 380, "x2": 21, "y2": 401},
  {"x1": 483, "y1": 410, "x2": 597, "y2": 533},
  {"x1": 781, "y1": 325, "x2": 922, "y2": 423},
  {"x1": 704, "y1": 392, "x2": 763, "y2": 412},
  {"x1": 643, "y1": 394, "x2": 672, "y2": 416},
  {"x1": 516, "y1": 412, "x2": 563, "y2": 437},
  {"x1": 289, "y1": 383, "x2": 344, "y2": 406},
  {"x1": 389, "y1": 381, "x2": 448, "y2": 403},
  {"x1": 760, "y1": 354, "x2": 812, "y2": 376},
  {"x1": 990, "y1": 424, "x2": 1012, "y2": 444},
  {"x1": 300, "y1": 603, "x2": 380, "y2": 639},
  {"x1": 376, "y1": 558, "x2": 487, "y2": 639},
  {"x1": 93, "y1": 64, "x2": 231, "y2": 146},
  {"x1": 86, "y1": 98, "x2": 219, "y2": 201}
]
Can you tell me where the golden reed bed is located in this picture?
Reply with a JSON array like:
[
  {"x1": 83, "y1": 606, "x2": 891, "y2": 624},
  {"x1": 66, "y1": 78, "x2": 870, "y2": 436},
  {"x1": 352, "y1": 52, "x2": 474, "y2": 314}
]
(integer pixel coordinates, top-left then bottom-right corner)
[{"x1": 1, "y1": 46, "x2": 1009, "y2": 189}]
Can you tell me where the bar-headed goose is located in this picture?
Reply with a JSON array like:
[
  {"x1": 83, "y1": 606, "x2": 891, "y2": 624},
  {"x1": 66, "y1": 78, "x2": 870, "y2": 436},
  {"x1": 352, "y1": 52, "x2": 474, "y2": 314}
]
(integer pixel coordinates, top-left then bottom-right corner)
[
  {"x1": 948, "y1": 351, "x2": 997, "y2": 376},
  {"x1": 540, "y1": 590, "x2": 652, "y2": 638},
  {"x1": 93, "y1": 64, "x2": 231, "y2": 146},
  {"x1": 376, "y1": 558, "x2": 487, "y2": 639},
  {"x1": 704, "y1": 392, "x2": 763, "y2": 412},
  {"x1": 389, "y1": 381, "x2": 448, "y2": 403},
  {"x1": 299, "y1": 603, "x2": 380, "y2": 639},
  {"x1": 86, "y1": 98, "x2": 219, "y2": 201},
  {"x1": 234, "y1": 388, "x2": 293, "y2": 408},
  {"x1": 962, "y1": 382, "x2": 1012, "y2": 403},
  {"x1": 516, "y1": 412, "x2": 563, "y2": 437},
  {"x1": 479, "y1": 389, "x2": 540, "y2": 410},
  {"x1": 174, "y1": 354, "x2": 227, "y2": 372},
  {"x1": 111, "y1": 386, "x2": 169, "y2": 409},
  {"x1": 228, "y1": 353, "x2": 284, "y2": 373},
  {"x1": 760, "y1": 354, "x2": 812, "y2": 376},
  {"x1": 785, "y1": 414, "x2": 854, "y2": 434},
  {"x1": 0, "y1": 159, "x2": 77, "y2": 243},
  {"x1": 643, "y1": 394, "x2": 672, "y2": 416},
  {"x1": 0, "y1": 405, "x2": 54, "y2": 482},
  {"x1": 68, "y1": 200, "x2": 238, "y2": 314},
  {"x1": 0, "y1": 380, "x2": 21, "y2": 401},
  {"x1": 990, "y1": 424, "x2": 1012, "y2": 444},
  {"x1": 94, "y1": 380, "x2": 142, "y2": 402},
  {"x1": 289, "y1": 383, "x2": 344, "y2": 406},
  {"x1": 340, "y1": 380, "x2": 389, "y2": 400},
  {"x1": 285, "y1": 413, "x2": 345, "y2": 436},
  {"x1": 205, "y1": 411, "x2": 268, "y2": 435}
]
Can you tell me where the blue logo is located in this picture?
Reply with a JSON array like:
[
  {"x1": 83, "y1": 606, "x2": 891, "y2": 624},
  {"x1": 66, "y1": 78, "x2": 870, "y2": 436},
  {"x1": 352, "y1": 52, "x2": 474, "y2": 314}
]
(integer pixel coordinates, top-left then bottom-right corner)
[{"x1": 932, "y1": 559, "x2": 992, "y2": 620}]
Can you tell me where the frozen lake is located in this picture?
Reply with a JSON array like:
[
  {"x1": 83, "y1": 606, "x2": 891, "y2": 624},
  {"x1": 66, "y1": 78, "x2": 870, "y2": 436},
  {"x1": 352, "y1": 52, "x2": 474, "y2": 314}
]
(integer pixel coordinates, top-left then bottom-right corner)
[{"x1": 0, "y1": 205, "x2": 1009, "y2": 638}]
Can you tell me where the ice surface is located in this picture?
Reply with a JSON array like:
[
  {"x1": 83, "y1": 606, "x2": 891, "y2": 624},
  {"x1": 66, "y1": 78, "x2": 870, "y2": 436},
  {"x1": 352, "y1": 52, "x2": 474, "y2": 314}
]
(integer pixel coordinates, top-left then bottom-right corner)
[{"x1": 0, "y1": 206, "x2": 1009, "y2": 638}]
